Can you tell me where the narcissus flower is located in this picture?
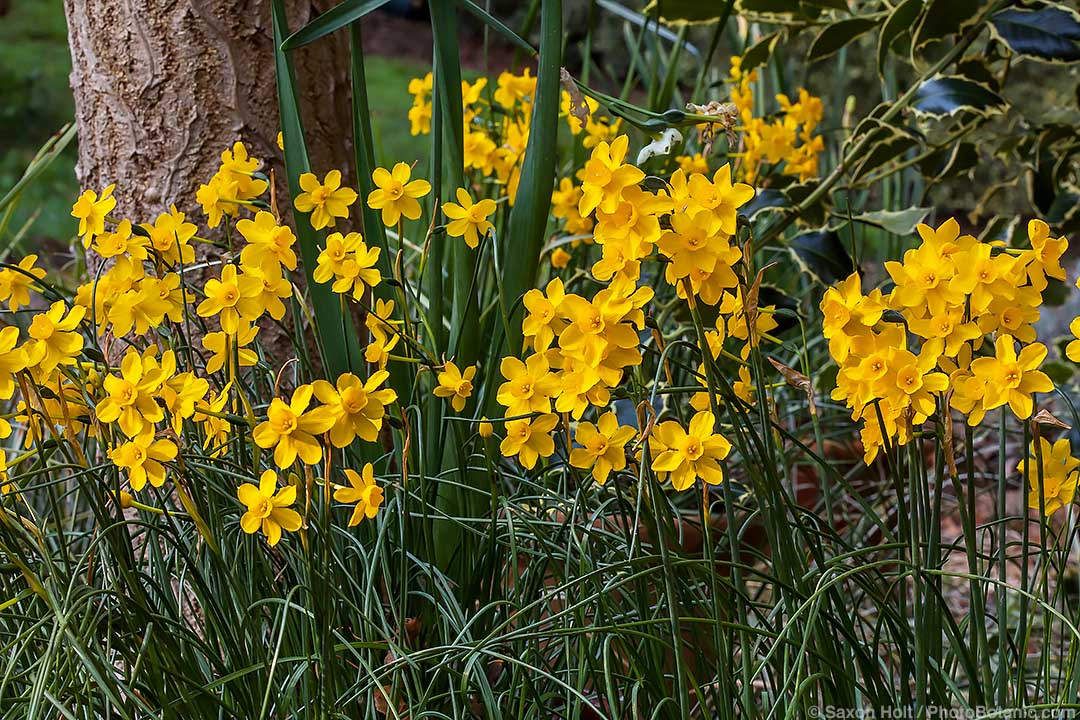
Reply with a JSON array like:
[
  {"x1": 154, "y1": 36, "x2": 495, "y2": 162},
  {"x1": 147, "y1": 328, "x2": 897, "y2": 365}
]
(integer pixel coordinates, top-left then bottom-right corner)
[
  {"x1": 550, "y1": 247, "x2": 571, "y2": 268},
  {"x1": 442, "y1": 188, "x2": 496, "y2": 249},
  {"x1": 71, "y1": 184, "x2": 116, "y2": 247},
  {"x1": 96, "y1": 348, "x2": 167, "y2": 437},
  {"x1": 109, "y1": 433, "x2": 177, "y2": 492},
  {"x1": 238, "y1": 469, "x2": 302, "y2": 546},
  {"x1": 1019, "y1": 437, "x2": 1079, "y2": 517},
  {"x1": 252, "y1": 384, "x2": 336, "y2": 468},
  {"x1": 500, "y1": 413, "x2": 559, "y2": 470},
  {"x1": 196, "y1": 264, "x2": 262, "y2": 334},
  {"x1": 0, "y1": 326, "x2": 27, "y2": 400},
  {"x1": 651, "y1": 410, "x2": 731, "y2": 491},
  {"x1": 312, "y1": 371, "x2": 397, "y2": 447},
  {"x1": 312, "y1": 232, "x2": 381, "y2": 300},
  {"x1": 579, "y1": 135, "x2": 645, "y2": 217},
  {"x1": 24, "y1": 301, "x2": 86, "y2": 375},
  {"x1": 334, "y1": 463, "x2": 384, "y2": 526},
  {"x1": 367, "y1": 162, "x2": 431, "y2": 227},
  {"x1": 142, "y1": 206, "x2": 197, "y2": 266},
  {"x1": 237, "y1": 210, "x2": 298, "y2": 270},
  {"x1": 569, "y1": 411, "x2": 636, "y2": 484},
  {"x1": 433, "y1": 361, "x2": 477, "y2": 412},
  {"x1": 0, "y1": 254, "x2": 46, "y2": 311},
  {"x1": 967, "y1": 334, "x2": 1052, "y2": 422},
  {"x1": 294, "y1": 170, "x2": 359, "y2": 230},
  {"x1": 497, "y1": 353, "x2": 560, "y2": 416},
  {"x1": 202, "y1": 324, "x2": 259, "y2": 375},
  {"x1": 93, "y1": 219, "x2": 148, "y2": 260}
]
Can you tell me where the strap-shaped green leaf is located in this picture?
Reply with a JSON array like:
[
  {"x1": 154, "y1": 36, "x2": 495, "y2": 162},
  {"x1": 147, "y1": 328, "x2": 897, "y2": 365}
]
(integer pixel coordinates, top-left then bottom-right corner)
[
  {"x1": 912, "y1": 76, "x2": 1007, "y2": 118},
  {"x1": 272, "y1": 0, "x2": 360, "y2": 378},
  {"x1": 280, "y1": 0, "x2": 393, "y2": 51},
  {"x1": 990, "y1": 6, "x2": 1080, "y2": 63},
  {"x1": 499, "y1": 0, "x2": 563, "y2": 358}
]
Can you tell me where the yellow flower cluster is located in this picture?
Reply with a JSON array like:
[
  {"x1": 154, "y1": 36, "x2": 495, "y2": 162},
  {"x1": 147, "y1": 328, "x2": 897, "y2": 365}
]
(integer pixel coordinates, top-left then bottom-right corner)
[
  {"x1": 728, "y1": 56, "x2": 824, "y2": 184},
  {"x1": 489, "y1": 133, "x2": 746, "y2": 490},
  {"x1": 195, "y1": 142, "x2": 270, "y2": 228},
  {"x1": 0, "y1": 139, "x2": 398, "y2": 546},
  {"x1": 824, "y1": 218, "x2": 1071, "y2": 466}
]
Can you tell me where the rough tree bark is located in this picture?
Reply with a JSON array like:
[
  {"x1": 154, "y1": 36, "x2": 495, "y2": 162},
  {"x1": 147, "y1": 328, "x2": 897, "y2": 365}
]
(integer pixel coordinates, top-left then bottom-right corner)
[{"x1": 62, "y1": 0, "x2": 352, "y2": 223}]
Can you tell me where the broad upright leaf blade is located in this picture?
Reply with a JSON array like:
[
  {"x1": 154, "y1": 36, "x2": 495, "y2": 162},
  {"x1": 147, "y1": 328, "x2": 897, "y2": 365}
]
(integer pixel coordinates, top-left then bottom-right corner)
[
  {"x1": 272, "y1": 0, "x2": 360, "y2": 379},
  {"x1": 500, "y1": 0, "x2": 563, "y2": 358},
  {"x1": 280, "y1": 0, "x2": 393, "y2": 50},
  {"x1": 347, "y1": 25, "x2": 391, "y2": 278}
]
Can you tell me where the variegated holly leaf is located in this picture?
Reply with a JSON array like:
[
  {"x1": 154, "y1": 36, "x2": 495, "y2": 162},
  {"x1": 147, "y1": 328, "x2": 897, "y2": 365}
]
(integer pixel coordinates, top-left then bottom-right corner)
[
  {"x1": 809, "y1": 16, "x2": 880, "y2": 63},
  {"x1": 912, "y1": 0, "x2": 982, "y2": 53},
  {"x1": 878, "y1": 0, "x2": 922, "y2": 74},
  {"x1": 742, "y1": 30, "x2": 782, "y2": 73},
  {"x1": 789, "y1": 229, "x2": 852, "y2": 285},
  {"x1": 991, "y1": 6, "x2": 1080, "y2": 63},
  {"x1": 849, "y1": 208, "x2": 931, "y2": 236},
  {"x1": 912, "y1": 76, "x2": 1006, "y2": 118}
]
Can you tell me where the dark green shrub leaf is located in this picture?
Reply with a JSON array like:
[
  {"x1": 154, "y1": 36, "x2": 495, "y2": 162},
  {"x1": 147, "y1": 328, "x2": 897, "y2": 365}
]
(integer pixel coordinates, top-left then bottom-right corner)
[
  {"x1": 742, "y1": 188, "x2": 788, "y2": 219},
  {"x1": 738, "y1": 0, "x2": 802, "y2": 15},
  {"x1": 741, "y1": 31, "x2": 782, "y2": 72},
  {"x1": 955, "y1": 56, "x2": 1001, "y2": 90},
  {"x1": 647, "y1": 0, "x2": 737, "y2": 24},
  {"x1": 990, "y1": 7, "x2": 1080, "y2": 63},
  {"x1": 801, "y1": 0, "x2": 850, "y2": 11},
  {"x1": 920, "y1": 141, "x2": 979, "y2": 182},
  {"x1": 784, "y1": 181, "x2": 827, "y2": 227},
  {"x1": 1042, "y1": 277, "x2": 1069, "y2": 307},
  {"x1": 878, "y1": 0, "x2": 922, "y2": 74},
  {"x1": 1044, "y1": 360, "x2": 1075, "y2": 385},
  {"x1": 912, "y1": 76, "x2": 1006, "y2": 118},
  {"x1": 790, "y1": 229, "x2": 852, "y2": 285},
  {"x1": 912, "y1": 0, "x2": 981, "y2": 52},
  {"x1": 845, "y1": 117, "x2": 920, "y2": 181},
  {"x1": 808, "y1": 17, "x2": 880, "y2": 63}
]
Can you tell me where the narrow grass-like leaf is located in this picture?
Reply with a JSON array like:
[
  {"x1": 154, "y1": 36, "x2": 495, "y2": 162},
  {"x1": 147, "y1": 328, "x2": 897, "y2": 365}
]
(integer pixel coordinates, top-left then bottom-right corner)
[
  {"x1": 280, "y1": 0, "x2": 393, "y2": 51},
  {"x1": 0, "y1": 122, "x2": 76, "y2": 214},
  {"x1": 462, "y1": 0, "x2": 538, "y2": 57}
]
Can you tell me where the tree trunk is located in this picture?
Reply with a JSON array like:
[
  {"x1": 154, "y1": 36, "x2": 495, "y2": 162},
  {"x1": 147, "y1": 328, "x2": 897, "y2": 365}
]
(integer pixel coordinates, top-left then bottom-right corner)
[{"x1": 62, "y1": 0, "x2": 352, "y2": 224}]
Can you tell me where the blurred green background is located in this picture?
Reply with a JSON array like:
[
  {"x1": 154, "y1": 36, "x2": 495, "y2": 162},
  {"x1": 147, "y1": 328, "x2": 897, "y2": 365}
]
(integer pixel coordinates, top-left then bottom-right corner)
[{"x1": 0, "y1": 0, "x2": 77, "y2": 251}]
